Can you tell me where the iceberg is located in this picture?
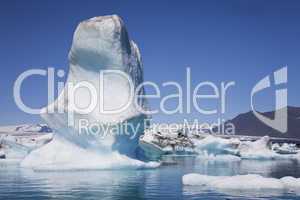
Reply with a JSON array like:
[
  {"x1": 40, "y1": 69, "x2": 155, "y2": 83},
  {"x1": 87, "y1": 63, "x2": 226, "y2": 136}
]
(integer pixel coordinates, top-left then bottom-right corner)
[
  {"x1": 183, "y1": 173, "x2": 300, "y2": 193},
  {"x1": 192, "y1": 135, "x2": 240, "y2": 156},
  {"x1": 238, "y1": 136, "x2": 278, "y2": 159},
  {"x1": 272, "y1": 143, "x2": 299, "y2": 155},
  {"x1": 237, "y1": 136, "x2": 298, "y2": 160},
  {"x1": 139, "y1": 128, "x2": 196, "y2": 160},
  {"x1": 139, "y1": 126, "x2": 300, "y2": 161},
  {"x1": 193, "y1": 135, "x2": 300, "y2": 160},
  {"x1": 21, "y1": 15, "x2": 159, "y2": 170},
  {"x1": 0, "y1": 124, "x2": 53, "y2": 161}
]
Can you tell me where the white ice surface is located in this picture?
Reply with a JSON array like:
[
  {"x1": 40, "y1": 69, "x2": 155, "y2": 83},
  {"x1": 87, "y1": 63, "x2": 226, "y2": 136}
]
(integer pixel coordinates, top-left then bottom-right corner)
[
  {"x1": 21, "y1": 15, "x2": 157, "y2": 170},
  {"x1": 21, "y1": 136, "x2": 159, "y2": 171},
  {"x1": 192, "y1": 135, "x2": 240, "y2": 156},
  {"x1": 193, "y1": 135, "x2": 300, "y2": 160},
  {"x1": 0, "y1": 133, "x2": 53, "y2": 160},
  {"x1": 183, "y1": 173, "x2": 300, "y2": 192},
  {"x1": 238, "y1": 136, "x2": 278, "y2": 159}
]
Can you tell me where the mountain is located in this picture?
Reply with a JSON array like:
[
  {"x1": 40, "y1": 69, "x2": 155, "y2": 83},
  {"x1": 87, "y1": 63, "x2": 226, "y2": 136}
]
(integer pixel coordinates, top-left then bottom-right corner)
[
  {"x1": 222, "y1": 106, "x2": 300, "y2": 139},
  {"x1": 0, "y1": 124, "x2": 52, "y2": 134}
]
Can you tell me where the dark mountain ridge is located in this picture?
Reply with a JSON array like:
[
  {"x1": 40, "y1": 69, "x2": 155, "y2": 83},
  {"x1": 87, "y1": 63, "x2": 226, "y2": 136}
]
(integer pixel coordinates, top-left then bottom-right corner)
[{"x1": 223, "y1": 106, "x2": 300, "y2": 139}]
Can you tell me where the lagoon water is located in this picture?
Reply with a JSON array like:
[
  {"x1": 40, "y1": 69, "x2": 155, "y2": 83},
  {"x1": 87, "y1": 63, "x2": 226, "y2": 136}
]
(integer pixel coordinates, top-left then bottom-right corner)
[{"x1": 1, "y1": 157, "x2": 300, "y2": 200}]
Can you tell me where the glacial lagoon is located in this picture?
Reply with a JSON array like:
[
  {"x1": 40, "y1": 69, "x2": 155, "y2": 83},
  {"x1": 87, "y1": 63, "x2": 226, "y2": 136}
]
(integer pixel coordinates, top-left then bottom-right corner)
[{"x1": 1, "y1": 157, "x2": 300, "y2": 200}]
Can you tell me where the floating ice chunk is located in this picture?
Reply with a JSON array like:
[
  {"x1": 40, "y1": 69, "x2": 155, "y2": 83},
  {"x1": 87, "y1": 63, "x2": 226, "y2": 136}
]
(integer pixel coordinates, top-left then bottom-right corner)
[
  {"x1": 213, "y1": 174, "x2": 283, "y2": 190},
  {"x1": 192, "y1": 135, "x2": 240, "y2": 156},
  {"x1": 238, "y1": 136, "x2": 277, "y2": 159},
  {"x1": 183, "y1": 173, "x2": 300, "y2": 193},
  {"x1": 193, "y1": 135, "x2": 300, "y2": 160},
  {"x1": 281, "y1": 176, "x2": 300, "y2": 190},
  {"x1": 237, "y1": 136, "x2": 296, "y2": 160}
]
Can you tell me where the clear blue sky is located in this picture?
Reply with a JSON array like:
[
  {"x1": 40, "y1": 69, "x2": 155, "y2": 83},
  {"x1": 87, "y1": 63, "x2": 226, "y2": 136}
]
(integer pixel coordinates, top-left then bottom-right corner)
[{"x1": 0, "y1": 0, "x2": 299, "y2": 125}]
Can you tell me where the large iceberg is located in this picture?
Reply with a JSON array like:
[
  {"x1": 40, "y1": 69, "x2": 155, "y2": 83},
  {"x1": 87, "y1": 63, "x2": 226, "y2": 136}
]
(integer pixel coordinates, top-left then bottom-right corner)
[{"x1": 21, "y1": 15, "x2": 158, "y2": 170}]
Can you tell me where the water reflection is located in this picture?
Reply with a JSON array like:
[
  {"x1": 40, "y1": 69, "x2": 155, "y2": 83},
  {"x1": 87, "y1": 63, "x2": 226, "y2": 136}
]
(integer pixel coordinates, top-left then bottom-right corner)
[{"x1": 19, "y1": 169, "x2": 156, "y2": 199}]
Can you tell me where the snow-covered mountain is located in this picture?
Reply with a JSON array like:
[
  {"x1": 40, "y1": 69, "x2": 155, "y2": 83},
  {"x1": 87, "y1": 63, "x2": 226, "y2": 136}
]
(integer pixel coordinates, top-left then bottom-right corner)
[{"x1": 0, "y1": 124, "x2": 52, "y2": 134}]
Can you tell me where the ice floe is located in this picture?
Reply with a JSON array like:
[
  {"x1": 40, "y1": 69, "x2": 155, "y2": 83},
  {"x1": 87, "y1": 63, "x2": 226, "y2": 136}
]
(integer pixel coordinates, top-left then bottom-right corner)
[{"x1": 183, "y1": 173, "x2": 300, "y2": 193}]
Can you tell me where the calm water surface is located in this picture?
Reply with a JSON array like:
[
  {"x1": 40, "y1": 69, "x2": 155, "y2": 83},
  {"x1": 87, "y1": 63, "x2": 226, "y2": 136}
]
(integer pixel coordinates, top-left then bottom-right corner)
[{"x1": 1, "y1": 157, "x2": 300, "y2": 200}]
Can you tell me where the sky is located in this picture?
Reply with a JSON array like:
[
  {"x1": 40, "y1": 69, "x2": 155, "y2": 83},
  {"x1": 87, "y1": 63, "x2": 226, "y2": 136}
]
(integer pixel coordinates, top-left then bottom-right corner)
[{"x1": 0, "y1": 0, "x2": 300, "y2": 125}]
